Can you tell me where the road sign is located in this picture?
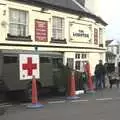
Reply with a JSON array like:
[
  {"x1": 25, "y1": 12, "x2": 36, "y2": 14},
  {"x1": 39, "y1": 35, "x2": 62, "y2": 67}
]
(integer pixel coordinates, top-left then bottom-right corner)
[{"x1": 19, "y1": 54, "x2": 40, "y2": 80}]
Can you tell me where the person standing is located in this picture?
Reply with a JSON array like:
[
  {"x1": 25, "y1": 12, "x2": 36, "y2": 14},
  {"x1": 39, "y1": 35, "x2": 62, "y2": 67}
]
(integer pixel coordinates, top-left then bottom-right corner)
[
  {"x1": 81, "y1": 70, "x2": 88, "y2": 93},
  {"x1": 94, "y1": 60, "x2": 106, "y2": 89}
]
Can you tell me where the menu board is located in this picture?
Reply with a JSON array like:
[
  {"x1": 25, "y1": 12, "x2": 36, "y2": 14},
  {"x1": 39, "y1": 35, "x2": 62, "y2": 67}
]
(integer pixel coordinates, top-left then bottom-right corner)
[{"x1": 35, "y1": 20, "x2": 48, "y2": 42}]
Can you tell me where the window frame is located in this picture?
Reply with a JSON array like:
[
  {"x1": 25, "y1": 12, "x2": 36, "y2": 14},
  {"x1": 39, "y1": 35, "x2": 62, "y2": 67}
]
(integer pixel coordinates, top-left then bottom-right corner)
[
  {"x1": 99, "y1": 28, "x2": 103, "y2": 44},
  {"x1": 9, "y1": 8, "x2": 29, "y2": 37},
  {"x1": 74, "y1": 53, "x2": 88, "y2": 71},
  {"x1": 52, "y1": 16, "x2": 65, "y2": 40}
]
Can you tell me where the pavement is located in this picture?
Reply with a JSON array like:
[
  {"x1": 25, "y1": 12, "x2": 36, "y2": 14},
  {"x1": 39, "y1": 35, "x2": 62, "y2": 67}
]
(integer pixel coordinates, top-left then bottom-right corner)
[{"x1": 0, "y1": 87, "x2": 120, "y2": 120}]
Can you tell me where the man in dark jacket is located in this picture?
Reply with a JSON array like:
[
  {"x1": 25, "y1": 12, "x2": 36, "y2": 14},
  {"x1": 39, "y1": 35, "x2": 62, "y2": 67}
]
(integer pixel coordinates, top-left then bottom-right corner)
[{"x1": 95, "y1": 60, "x2": 106, "y2": 89}]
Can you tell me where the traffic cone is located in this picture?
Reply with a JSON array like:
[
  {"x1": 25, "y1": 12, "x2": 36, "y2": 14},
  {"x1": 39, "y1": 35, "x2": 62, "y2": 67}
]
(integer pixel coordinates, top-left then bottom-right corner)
[
  {"x1": 27, "y1": 76, "x2": 44, "y2": 109},
  {"x1": 67, "y1": 71, "x2": 80, "y2": 100},
  {"x1": 88, "y1": 72, "x2": 94, "y2": 91},
  {"x1": 84, "y1": 62, "x2": 95, "y2": 93}
]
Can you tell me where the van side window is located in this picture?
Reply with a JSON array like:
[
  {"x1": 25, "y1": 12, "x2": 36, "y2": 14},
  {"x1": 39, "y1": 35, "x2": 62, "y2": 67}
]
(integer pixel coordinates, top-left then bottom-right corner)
[
  {"x1": 40, "y1": 57, "x2": 50, "y2": 63},
  {"x1": 52, "y1": 58, "x2": 63, "y2": 68},
  {"x1": 4, "y1": 56, "x2": 17, "y2": 64}
]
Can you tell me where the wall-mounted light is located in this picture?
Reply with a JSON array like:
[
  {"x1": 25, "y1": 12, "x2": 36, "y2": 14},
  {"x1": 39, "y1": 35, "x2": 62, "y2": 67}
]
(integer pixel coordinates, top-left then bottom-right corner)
[
  {"x1": 41, "y1": 7, "x2": 48, "y2": 12},
  {"x1": 3, "y1": 10, "x2": 6, "y2": 16},
  {"x1": 34, "y1": 46, "x2": 38, "y2": 52},
  {"x1": 1, "y1": 20, "x2": 7, "y2": 27},
  {"x1": 95, "y1": 21, "x2": 99, "y2": 24},
  {"x1": 77, "y1": 15, "x2": 83, "y2": 20}
]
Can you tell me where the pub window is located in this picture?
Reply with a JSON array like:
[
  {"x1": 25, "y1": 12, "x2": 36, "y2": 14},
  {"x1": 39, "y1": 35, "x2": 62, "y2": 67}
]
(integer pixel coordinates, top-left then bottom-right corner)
[
  {"x1": 75, "y1": 53, "x2": 80, "y2": 59},
  {"x1": 117, "y1": 46, "x2": 119, "y2": 54},
  {"x1": 9, "y1": 8, "x2": 28, "y2": 36},
  {"x1": 94, "y1": 28, "x2": 98, "y2": 44},
  {"x1": 75, "y1": 61, "x2": 80, "y2": 70},
  {"x1": 67, "y1": 58, "x2": 73, "y2": 69},
  {"x1": 81, "y1": 53, "x2": 87, "y2": 59},
  {"x1": 99, "y1": 28, "x2": 103, "y2": 44},
  {"x1": 111, "y1": 47, "x2": 114, "y2": 53},
  {"x1": 52, "y1": 16, "x2": 65, "y2": 40}
]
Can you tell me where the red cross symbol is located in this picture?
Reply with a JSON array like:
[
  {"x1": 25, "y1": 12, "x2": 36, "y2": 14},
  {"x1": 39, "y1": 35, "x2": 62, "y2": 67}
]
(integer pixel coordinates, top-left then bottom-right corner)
[{"x1": 22, "y1": 57, "x2": 37, "y2": 76}]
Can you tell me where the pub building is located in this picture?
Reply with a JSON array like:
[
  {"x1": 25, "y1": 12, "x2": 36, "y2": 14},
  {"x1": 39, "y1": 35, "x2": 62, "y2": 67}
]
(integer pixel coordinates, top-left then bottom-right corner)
[{"x1": 0, "y1": 0, "x2": 107, "y2": 98}]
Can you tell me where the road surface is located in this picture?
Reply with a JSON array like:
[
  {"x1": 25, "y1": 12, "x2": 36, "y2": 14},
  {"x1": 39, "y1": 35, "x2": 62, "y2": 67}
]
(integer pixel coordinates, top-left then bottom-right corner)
[{"x1": 1, "y1": 88, "x2": 120, "y2": 120}]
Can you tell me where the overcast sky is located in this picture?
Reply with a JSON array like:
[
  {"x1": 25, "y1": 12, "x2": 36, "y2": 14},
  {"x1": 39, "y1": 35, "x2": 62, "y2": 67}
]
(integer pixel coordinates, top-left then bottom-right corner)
[{"x1": 100, "y1": 0, "x2": 120, "y2": 40}]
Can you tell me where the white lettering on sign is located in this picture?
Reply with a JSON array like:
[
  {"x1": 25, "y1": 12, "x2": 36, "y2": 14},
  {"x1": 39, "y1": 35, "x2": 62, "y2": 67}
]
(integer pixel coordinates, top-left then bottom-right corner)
[
  {"x1": 70, "y1": 22, "x2": 92, "y2": 43},
  {"x1": 19, "y1": 54, "x2": 40, "y2": 80}
]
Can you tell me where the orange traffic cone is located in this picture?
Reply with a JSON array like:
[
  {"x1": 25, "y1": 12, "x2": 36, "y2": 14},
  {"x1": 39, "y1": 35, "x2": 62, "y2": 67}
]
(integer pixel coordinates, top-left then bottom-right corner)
[
  {"x1": 67, "y1": 71, "x2": 80, "y2": 100},
  {"x1": 32, "y1": 76, "x2": 38, "y2": 104},
  {"x1": 27, "y1": 76, "x2": 44, "y2": 109},
  {"x1": 88, "y1": 72, "x2": 94, "y2": 91},
  {"x1": 84, "y1": 62, "x2": 95, "y2": 93}
]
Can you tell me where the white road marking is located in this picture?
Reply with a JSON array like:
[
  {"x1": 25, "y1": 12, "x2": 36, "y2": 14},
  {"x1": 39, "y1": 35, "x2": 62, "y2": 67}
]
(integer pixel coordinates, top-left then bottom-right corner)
[
  {"x1": 71, "y1": 99, "x2": 89, "y2": 103},
  {"x1": 20, "y1": 103, "x2": 28, "y2": 106},
  {"x1": 0, "y1": 96, "x2": 119, "y2": 106},
  {"x1": 48, "y1": 100, "x2": 66, "y2": 104},
  {"x1": 0, "y1": 104, "x2": 12, "y2": 107},
  {"x1": 96, "y1": 98, "x2": 113, "y2": 101}
]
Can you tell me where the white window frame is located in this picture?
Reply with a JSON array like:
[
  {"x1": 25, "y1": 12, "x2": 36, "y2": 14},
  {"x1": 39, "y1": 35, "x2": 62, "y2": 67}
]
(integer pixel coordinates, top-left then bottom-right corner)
[
  {"x1": 52, "y1": 16, "x2": 65, "y2": 40},
  {"x1": 74, "y1": 53, "x2": 88, "y2": 72},
  {"x1": 9, "y1": 8, "x2": 28, "y2": 36},
  {"x1": 99, "y1": 28, "x2": 103, "y2": 44},
  {"x1": 117, "y1": 46, "x2": 119, "y2": 54}
]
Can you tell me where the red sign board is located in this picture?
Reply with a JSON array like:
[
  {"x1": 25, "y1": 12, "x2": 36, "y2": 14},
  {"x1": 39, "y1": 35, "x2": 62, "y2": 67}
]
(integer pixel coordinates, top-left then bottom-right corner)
[
  {"x1": 35, "y1": 20, "x2": 48, "y2": 42},
  {"x1": 94, "y1": 28, "x2": 98, "y2": 45}
]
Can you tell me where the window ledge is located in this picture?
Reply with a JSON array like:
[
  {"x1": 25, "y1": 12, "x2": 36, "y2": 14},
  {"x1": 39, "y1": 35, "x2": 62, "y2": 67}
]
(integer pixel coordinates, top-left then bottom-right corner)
[
  {"x1": 6, "y1": 34, "x2": 32, "y2": 42},
  {"x1": 50, "y1": 38, "x2": 67, "y2": 44}
]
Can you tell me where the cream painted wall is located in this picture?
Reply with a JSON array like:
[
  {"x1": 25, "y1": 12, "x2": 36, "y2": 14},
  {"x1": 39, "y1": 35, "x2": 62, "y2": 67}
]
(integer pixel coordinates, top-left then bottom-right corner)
[
  {"x1": 0, "y1": 0, "x2": 106, "y2": 51},
  {"x1": 0, "y1": 0, "x2": 106, "y2": 75},
  {"x1": 64, "y1": 51, "x2": 106, "y2": 75},
  {"x1": 89, "y1": 53, "x2": 101, "y2": 75},
  {"x1": 63, "y1": 52, "x2": 75, "y2": 65},
  {"x1": 0, "y1": 2, "x2": 7, "y2": 42}
]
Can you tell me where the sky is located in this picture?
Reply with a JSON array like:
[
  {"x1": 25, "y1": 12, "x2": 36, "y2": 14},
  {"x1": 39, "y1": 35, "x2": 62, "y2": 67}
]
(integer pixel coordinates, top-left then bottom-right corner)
[{"x1": 100, "y1": 0, "x2": 120, "y2": 40}]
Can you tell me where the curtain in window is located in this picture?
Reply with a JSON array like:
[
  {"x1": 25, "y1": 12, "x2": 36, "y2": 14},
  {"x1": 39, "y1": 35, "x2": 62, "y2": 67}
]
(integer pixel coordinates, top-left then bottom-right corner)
[
  {"x1": 99, "y1": 28, "x2": 103, "y2": 44},
  {"x1": 9, "y1": 9, "x2": 28, "y2": 37},
  {"x1": 52, "y1": 17, "x2": 64, "y2": 40}
]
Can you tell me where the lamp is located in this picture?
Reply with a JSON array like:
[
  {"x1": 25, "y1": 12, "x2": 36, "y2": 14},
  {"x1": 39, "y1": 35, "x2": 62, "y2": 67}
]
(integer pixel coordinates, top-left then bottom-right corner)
[
  {"x1": 41, "y1": 8, "x2": 48, "y2": 12},
  {"x1": 35, "y1": 46, "x2": 38, "y2": 52},
  {"x1": 3, "y1": 10, "x2": 6, "y2": 16},
  {"x1": 1, "y1": 21, "x2": 7, "y2": 27},
  {"x1": 78, "y1": 15, "x2": 83, "y2": 20}
]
